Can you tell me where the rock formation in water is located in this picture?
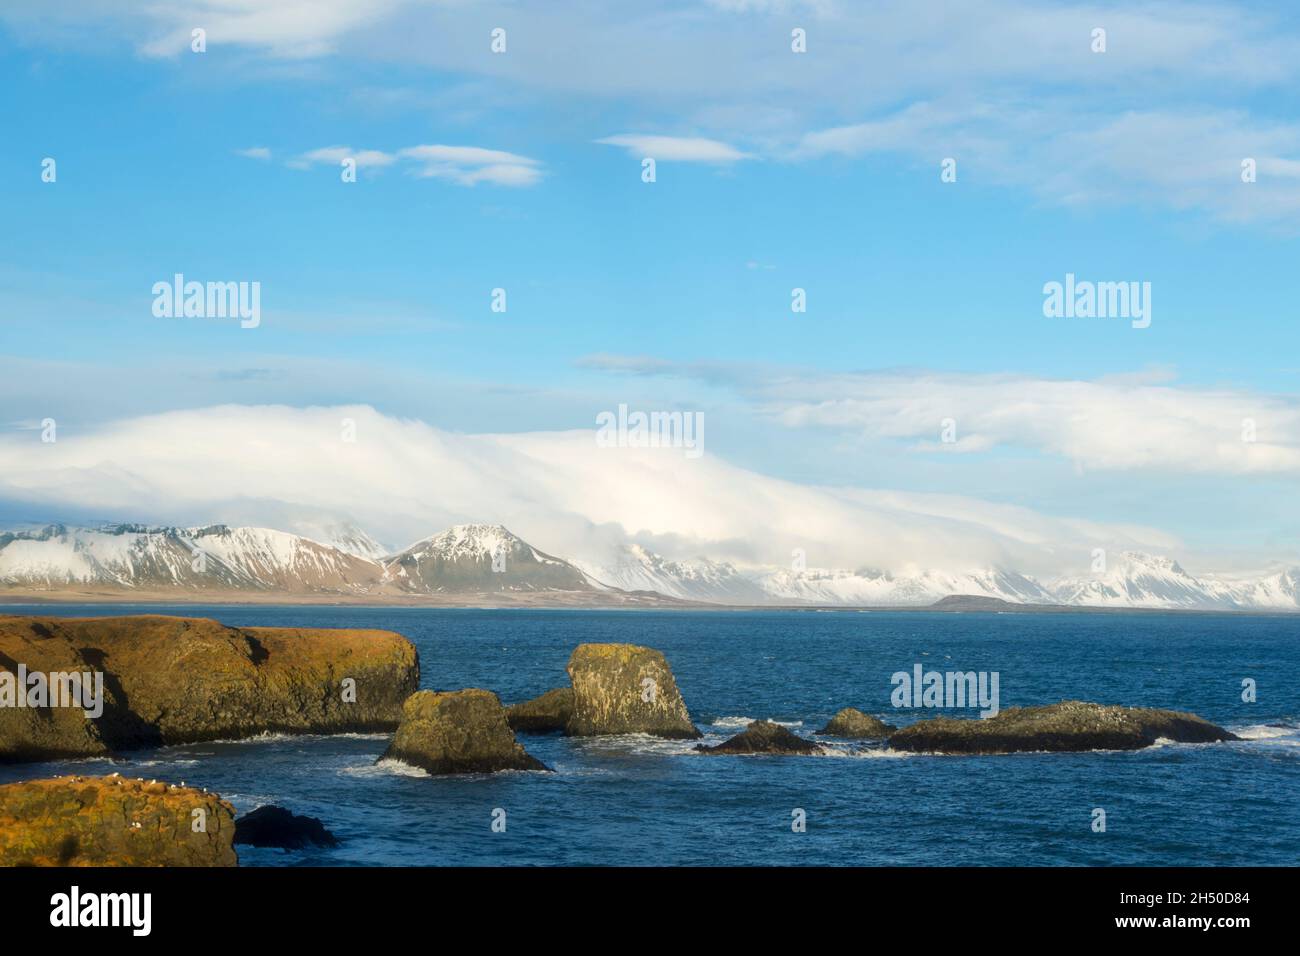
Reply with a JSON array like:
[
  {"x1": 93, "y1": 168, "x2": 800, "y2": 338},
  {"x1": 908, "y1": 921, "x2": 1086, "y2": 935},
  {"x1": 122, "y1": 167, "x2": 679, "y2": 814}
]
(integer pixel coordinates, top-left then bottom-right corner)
[
  {"x1": 0, "y1": 614, "x2": 419, "y2": 762},
  {"x1": 0, "y1": 774, "x2": 237, "y2": 866},
  {"x1": 565, "y1": 643, "x2": 700, "y2": 739},
  {"x1": 886, "y1": 700, "x2": 1238, "y2": 754},
  {"x1": 816, "y1": 707, "x2": 895, "y2": 738},
  {"x1": 381, "y1": 688, "x2": 549, "y2": 774},
  {"x1": 506, "y1": 687, "x2": 574, "y2": 733},
  {"x1": 695, "y1": 720, "x2": 826, "y2": 755},
  {"x1": 234, "y1": 805, "x2": 339, "y2": 849}
]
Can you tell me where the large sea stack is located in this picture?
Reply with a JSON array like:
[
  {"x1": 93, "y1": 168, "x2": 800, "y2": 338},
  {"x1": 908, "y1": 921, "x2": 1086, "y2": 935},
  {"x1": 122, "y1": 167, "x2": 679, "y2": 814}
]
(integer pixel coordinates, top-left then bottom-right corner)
[
  {"x1": 0, "y1": 775, "x2": 237, "y2": 866},
  {"x1": 887, "y1": 700, "x2": 1239, "y2": 754},
  {"x1": 565, "y1": 643, "x2": 700, "y2": 739},
  {"x1": 0, "y1": 614, "x2": 419, "y2": 762},
  {"x1": 381, "y1": 689, "x2": 549, "y2": 774}
]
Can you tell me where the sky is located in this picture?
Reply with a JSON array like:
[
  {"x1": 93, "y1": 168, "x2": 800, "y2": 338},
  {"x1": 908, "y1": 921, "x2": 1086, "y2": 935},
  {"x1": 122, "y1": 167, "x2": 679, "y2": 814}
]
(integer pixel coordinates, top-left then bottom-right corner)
[{"x1": 1, "y1": 0, "x2": 1298, "y2": 577}]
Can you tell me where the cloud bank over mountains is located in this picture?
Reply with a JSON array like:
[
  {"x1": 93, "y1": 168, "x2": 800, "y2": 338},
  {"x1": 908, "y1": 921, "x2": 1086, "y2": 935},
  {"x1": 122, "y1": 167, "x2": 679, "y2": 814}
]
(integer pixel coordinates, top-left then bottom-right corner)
[{"x1": 0, "y1": 402, "x2": 1212, "y2": 582}]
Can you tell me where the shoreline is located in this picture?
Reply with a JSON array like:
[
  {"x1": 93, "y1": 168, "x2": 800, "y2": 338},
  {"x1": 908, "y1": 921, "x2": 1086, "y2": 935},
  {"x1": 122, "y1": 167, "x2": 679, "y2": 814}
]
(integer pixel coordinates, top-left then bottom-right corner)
[{"x1": 1, "y1": 591, "x2": 1297, "y2": 616}]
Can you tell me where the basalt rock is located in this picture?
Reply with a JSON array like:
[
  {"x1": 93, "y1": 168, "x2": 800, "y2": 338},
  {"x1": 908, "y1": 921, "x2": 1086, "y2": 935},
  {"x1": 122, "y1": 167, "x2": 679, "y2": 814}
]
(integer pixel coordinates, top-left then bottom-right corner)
[
  {"x1": 0, "y1": 775, "x2": 237, "y2": 866},
  {"x1": 565, "y1": 643, "x2": 700, "y2": 739},
  {"x1": 0, "y1": 614, "x2": 419, "y2": 763},
  {"x1": 235, "y1": 805, "x2": 338, "y2": 850},
  {"x1": 381, "y1": 688, "x2": 549, "y2": 774},
  {"x1": 506, "y1": 687, "x2": 574, "y2": 733},
  {"x1": 816, "y1": 707, "x2": 896, "y2": 738},
  {"x1": 695, "y1": 720, "x2": 826, "y2": 755},
  {"x1": 887, "y1": 700, "x2": 1239, "y2": 754}
]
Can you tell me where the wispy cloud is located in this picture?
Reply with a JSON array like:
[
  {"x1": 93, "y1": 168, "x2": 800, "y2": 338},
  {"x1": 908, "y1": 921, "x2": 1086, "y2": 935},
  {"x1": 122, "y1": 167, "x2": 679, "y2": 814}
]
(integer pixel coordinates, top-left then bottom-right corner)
[
  {"x1": 596, "y1": 134, "x2": 752, "y2": 163},
  {"x1": 289, "y1": 146, "x2": 397, "y2": 171},
  {"x1": 398, "y1": 144, "x2": 543, "y2": 186},
  {"x1": 234, "y1": 146, "x2": 272, "y2": 160},
  {"x1": 286, "y1": 143, "x2": 543, "y2": 185},
  {"x1": 581, "y1": 357, "x2": 1300, "y2": 477}
]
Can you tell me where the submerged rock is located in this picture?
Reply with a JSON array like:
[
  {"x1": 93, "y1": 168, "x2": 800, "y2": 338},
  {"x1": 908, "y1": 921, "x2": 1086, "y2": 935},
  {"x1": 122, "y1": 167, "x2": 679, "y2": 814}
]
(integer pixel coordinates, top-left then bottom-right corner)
[
  {"x1": 817, "y1": 707, "x2": 895, "y2": 738},
  {"x1": 235, "y1": 805, "x2": 339, "y2": 850},
  {"x1": 381, "y1": 689, "x2": 550, "y2": 774},
  {"x1": 566, "y1": 643, "x2": 700, "y2": 739},
  {"x1": 887, "y1": 700, "x2": 1239, "y2": 754},
  {"x1": 695, "y1": 720, "x2": 826, "y2": 755},
  {"x1": 0, "y1": 614, "x2": 419, "y2": 762},
  {"x1": 0, "y1": 775, "x2": 237, "y2": 867},
  {"x1": 506, "y1": 687, "x2": 574, "y2": 733}
]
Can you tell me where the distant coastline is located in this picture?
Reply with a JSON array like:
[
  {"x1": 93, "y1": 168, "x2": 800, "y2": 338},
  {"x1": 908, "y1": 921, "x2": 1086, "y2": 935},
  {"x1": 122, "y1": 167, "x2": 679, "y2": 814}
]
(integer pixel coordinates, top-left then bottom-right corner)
[{"x1": 2, "y1": 589, "x2": 1296, "y2": 616}]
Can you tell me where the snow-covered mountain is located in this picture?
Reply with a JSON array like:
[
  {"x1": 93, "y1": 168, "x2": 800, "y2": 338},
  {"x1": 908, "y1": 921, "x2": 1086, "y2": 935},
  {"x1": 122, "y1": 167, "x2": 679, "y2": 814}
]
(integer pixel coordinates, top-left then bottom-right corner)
[
  {"x1": 754, "y1": 566, "x2": 1056, "y2": 606},
  {"x1": 382, "y1": 524, "x2": 596, "y2": 593},
  {"x1": 1, "y1": 523, "x2": 1296, "y2": 611},
  {"x1": 575, "y1": 544, "x2": 770, "y2": 603},
  {"x1": 1049, "y1": 552, "x2": 1229, "y2": 610},
  {"x1": 0, "y1": 523, "x2": 385, "y2": 594}
]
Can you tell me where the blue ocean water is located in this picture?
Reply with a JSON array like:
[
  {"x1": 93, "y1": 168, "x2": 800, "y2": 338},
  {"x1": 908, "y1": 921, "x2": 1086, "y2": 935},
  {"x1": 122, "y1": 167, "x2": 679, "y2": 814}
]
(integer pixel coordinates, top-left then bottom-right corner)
[{"x1": 1, "y1": 605, "x2": 1296, "y2": 867}]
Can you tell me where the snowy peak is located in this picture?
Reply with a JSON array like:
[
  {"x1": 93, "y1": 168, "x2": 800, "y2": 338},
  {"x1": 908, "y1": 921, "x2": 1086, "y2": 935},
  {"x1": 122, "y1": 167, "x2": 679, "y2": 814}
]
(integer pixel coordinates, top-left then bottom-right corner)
[
  {"x1": 1, "y1": 521, "x2": 1297, "y2": 610},
  {"x1": 1049, "y1": 551, "x2": 1228, "y2": 609},
  {"x1": 576, "y1": 543, "x2": 769, "y2": 603},
  {"x1": 382, "y1": 524, "x2": 595, "y2": 593},
  {"x1": 753, "y1": 565, "x2": 1055, "y2": 607}
]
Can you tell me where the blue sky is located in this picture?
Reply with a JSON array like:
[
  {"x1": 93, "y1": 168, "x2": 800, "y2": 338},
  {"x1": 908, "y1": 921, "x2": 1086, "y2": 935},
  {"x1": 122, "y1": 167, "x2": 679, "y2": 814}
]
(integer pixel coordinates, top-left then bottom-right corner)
[{"x1": 1, "y1": 1, "x2": 1298, "y2": 574}]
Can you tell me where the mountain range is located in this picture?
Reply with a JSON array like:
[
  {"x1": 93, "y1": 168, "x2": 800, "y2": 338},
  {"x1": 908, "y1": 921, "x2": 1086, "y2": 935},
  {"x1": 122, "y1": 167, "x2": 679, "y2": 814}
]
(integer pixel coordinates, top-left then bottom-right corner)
[{"x1": 0, "y1": 522, "x2": 1296, "y2": 612}]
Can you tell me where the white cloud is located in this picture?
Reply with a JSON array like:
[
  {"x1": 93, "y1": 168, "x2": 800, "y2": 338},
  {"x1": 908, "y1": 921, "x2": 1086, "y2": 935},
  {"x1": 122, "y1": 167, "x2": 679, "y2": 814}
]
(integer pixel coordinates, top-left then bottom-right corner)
[
  {"x1": 397, "y1": 144, "x2": 543, "y2": 186},
  {"x1": 792, "y1": 103, "x2": 1300, "y2": 224},
  {"x1": 596, "y1": 134, "x2": 753, "y2": 163},
  {"x1": 766, "y1": 371, "x2": 1300, "y2": 475},
  {"x1": 135, "y1": 0, "x2": 411, "y2": 59},
  {"x1": 285, "y1": 143, "x2": 543, "y2": 185},
  {"x1": 291, "y1": 146, "x2": 396, "y2": 170},
  {"x1": 0, "y1": 404, "x2": 1182, "y2": 579},
  {"x1": 235, "y1": 146, "x2": 272, "y2": 160},
  {"x1": 579, "y1": 357, "x2": 1300, "y2": 476}
]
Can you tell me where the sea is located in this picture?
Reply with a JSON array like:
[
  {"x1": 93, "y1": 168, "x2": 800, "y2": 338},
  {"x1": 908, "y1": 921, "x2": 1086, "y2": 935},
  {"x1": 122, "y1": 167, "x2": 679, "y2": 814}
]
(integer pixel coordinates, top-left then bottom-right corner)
[{"x1": 1, "y1": 605, "x2": 1296, "y2": 867}]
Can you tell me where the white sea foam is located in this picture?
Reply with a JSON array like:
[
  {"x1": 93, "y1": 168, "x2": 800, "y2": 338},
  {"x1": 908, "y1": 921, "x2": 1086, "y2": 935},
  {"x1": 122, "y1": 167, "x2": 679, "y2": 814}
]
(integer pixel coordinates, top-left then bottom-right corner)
[
  {"x1": 1230, "y1": 723, "x2": 1298, "y2": 741},
  {"x1": 349, "y1": 758, "x2": 430, "y2": 779},
  {"x1": 711, "y1": 716, "x2": 803, "y2": 729}
]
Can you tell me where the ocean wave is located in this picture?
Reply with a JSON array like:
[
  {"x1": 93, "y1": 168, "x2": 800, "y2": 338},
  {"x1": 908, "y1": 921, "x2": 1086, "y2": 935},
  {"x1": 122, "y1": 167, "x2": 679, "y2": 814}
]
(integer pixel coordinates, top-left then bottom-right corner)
[
  {"x1": 345, "y1": 759, "x2": 430, "y2": 779},
  {"x1": 1229, "y1": 722, "x2": 1299, "y2": 741}
]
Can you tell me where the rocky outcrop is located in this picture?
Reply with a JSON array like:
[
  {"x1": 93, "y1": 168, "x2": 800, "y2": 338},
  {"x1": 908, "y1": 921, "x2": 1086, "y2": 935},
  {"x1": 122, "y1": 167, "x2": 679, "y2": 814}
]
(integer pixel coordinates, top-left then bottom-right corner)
[
  {"x1": 0, "y1": 614, "x2": 419, "y2": 762},
  {"x1": 565, "y1": 643, "x2": 700, "y2": 739},
  {"x1": 817, "y1": 707, "x2": 895, "y2": 738},
  {"x1": 381, "y1": 689, "x2": 549, "y2": 774},
  {"x1": 887, "y1": 700, "x2": 1239, "y2": 754},
  {"x1": 506, "y1": 687, "x2": 574, "y2": 733},
  {"x1": 0, "y1": 775, "x2": 236, "y2": 866},
  {"x1": 235, "y1": 805, "x2": 338, "y2": 849},
  {"x1": 695, "y1": 720, "x2": 826, "y2": 755}
]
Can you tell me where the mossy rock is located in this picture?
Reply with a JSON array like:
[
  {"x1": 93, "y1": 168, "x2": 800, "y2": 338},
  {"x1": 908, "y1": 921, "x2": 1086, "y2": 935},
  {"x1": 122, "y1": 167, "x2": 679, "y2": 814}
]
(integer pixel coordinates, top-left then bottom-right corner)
[
  {"x1": 887, "y1": 700, "x2": 1238, "y2": 754},
  {"x1": 0, "y1": 614, "x2": 419, "y2": 762},
  {"x1": 0, "y1": 775, "x2": 236, "y2": 866},
  {"x1": 566, "y1": 643, "x2": 700, "y2": 739},
  {"x1": 817, "y1": 707, "x2": 895, "y2": 738},
  {"x1": 695, "y1": 720, "x2": 825, "y2": 755},
  {"x1": 381, "y1": 689, "x2": 550, "y2": 774},
  {"x1": 506, "y1": 687, "x2": 573, "y2": 733}
]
